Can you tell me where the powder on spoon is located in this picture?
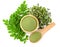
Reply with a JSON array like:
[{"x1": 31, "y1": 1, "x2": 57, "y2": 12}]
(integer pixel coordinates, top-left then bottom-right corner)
[{"x1": 30, "y1": 32, "x2": 42, "y2": 43}]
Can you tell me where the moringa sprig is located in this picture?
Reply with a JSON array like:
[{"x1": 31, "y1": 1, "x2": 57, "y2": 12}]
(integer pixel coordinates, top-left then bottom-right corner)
[{"x1": 3, "y1": 1, "x2": 29, "y2": 43}]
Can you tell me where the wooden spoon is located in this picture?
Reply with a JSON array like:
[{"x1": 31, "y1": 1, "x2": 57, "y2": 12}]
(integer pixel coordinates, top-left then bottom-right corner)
[{"x1": 29, "y1": 22, "x2": 55, "y2": 43}]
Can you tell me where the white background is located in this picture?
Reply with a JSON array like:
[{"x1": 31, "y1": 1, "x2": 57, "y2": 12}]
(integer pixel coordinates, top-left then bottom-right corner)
[{"x1": 0, "y1": 0, "x2": 60, "y2": 47}]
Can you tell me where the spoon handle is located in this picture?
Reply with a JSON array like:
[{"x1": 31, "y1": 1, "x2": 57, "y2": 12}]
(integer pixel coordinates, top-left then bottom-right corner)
[{"x1": 39, "y1": 22, "x2": 55, "y2": 35}]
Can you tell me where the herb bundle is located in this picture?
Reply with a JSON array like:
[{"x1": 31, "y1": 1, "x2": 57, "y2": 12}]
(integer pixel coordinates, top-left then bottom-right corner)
[{"x1": 3, "y1": 1, "x2": 29, "y2": 43}]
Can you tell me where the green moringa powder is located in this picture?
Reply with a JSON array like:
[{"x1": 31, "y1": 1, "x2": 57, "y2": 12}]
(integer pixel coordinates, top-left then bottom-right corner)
[
  {"x1": 21, "y1": 16, "x2": 37, "y2": 32},
  {"x1": 30, "y1": 32, "x2": 41, "y2": 43}
]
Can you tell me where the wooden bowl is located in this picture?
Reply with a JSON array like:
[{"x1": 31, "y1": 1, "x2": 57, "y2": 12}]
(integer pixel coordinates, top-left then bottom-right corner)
[{"x1": 20, "y1": 15, "x2": 39, "y2": 34}]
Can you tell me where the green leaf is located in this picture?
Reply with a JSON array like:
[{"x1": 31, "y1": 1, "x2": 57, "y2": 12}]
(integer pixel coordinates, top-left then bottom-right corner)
[
  {"x1": 3, "y1": 19, "x2": 9, "y2": 25},
  {"x1": 3, "y1": 1, "x2": 28, "y2": 43}
]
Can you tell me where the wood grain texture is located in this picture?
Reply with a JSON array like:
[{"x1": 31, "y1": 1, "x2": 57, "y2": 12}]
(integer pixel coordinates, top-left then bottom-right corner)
[{"x1": 39, "y1": 22, "x2": 55, "y2": 35}]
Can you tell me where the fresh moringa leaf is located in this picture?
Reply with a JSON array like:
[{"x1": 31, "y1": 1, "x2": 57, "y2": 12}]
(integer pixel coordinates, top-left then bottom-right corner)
[{"x1": 3, "y1": 1, "x2": 29, "y2": 43}]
